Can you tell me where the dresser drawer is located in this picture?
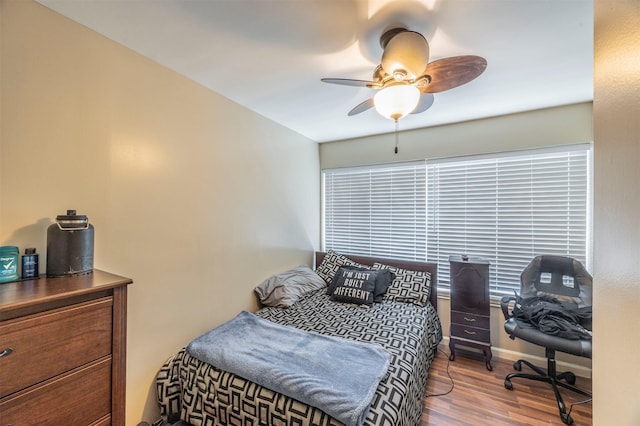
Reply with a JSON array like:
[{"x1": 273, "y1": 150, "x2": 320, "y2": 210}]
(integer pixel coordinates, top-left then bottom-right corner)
[
  {"x1": 451, "y1": 310, "x2": 490, "y2": 329},
  {"x1": 0, "y1": 356, "x2": 112, "y2": 425},
  {"x1": 451, "y1": 323, "x2": 491, "y2": 344},
  {"x1": 0, "y1": 297, "x2": 112, "y2": 397}
]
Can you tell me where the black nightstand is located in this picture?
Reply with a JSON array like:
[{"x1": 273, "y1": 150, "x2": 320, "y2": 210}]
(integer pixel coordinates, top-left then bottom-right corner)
[{"x1": 448, "y1": 255, "x2": 493, "y2": 370}]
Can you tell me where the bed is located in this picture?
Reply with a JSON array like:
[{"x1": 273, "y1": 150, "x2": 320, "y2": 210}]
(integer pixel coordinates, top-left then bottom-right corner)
[{"x1": 156, "y1": 251, "x2": 442, "y2": 426}]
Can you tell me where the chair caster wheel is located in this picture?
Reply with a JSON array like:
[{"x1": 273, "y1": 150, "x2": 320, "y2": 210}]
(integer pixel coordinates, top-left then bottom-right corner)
[
  {"x1": 560, "y1": 412, "x2": 574, "y2": 425},
  {"x1": 558, "y1": 372, "x2": 576, "y2": 385},
  {"x1": 513, "y1": 361, "x2": 522, "y2": 371},
  {"x1": 504, "y1": 380, "x2": 513, "y2": 390}
]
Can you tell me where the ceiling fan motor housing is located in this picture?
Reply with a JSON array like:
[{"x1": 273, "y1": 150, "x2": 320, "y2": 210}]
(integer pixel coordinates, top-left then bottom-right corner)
[{"x1": 380, "y1": 29, "x2": 430, "y2": 81}]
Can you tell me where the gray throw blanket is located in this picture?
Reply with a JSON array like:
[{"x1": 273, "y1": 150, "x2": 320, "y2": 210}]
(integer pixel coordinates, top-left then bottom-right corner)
[{"x1": 186, "y1": 311, "x2": 390, "y2": 426}]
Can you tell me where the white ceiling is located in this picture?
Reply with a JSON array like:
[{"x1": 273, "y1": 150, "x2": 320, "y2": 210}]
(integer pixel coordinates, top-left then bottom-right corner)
[{"x1": 36, "y1": 0, "x2": 594, "y2": 143}]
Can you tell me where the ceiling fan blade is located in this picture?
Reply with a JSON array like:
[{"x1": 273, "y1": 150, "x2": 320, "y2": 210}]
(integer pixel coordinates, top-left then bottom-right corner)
[
  {"x1": 321, "y1": 78, "x2": 379, "y2": 88},
  {"x1": 348, "y1": 98, "x2": 375, "y2": 116},
  {"x1": 421, "y1": 55, "x2": 487, "y2": 93},
  {"x1": 411, "y1": 93, "x2": 435, "y2": 114}
]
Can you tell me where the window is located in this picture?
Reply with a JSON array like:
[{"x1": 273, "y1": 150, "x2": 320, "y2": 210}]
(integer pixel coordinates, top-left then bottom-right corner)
[
  {"x1": 427, "y1": 144, "x2": 591, "y2": 298},
  {"x1": 323, "y1": 161, "x2": 426, "y2": 261},
  {"x1": 322, "y1": 144, "x2": 592, "y2": 299}
]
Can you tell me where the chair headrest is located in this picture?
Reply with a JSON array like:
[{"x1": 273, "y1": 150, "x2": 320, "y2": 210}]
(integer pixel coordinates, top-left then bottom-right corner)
[{"x1": 520, "y1": 255, "x2": 592, "y2": 307}]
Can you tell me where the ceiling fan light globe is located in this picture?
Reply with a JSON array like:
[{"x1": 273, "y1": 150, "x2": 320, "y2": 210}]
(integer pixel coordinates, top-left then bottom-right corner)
[
  {"x1": 381, "y1": 31, "x2": 429, "y2": 80},
  {"x1": 374, "y1": 85, "x2": 421, "y2": 121}
]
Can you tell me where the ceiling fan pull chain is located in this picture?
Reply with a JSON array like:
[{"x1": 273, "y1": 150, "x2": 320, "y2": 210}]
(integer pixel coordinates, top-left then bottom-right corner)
[{"x1": 395, "y1": 119, "x2": 399, "y2": 154}]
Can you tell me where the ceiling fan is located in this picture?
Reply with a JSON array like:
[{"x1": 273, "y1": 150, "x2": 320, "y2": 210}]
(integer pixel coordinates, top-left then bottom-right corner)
[{"x1": 321, "y1": 28, "x2": 487, "y2": 121}]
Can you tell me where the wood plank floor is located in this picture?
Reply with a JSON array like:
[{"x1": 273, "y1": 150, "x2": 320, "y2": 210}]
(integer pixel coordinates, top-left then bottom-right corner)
[{"x1": 422, "y1": 346, "x2": 592, "y2": 426}]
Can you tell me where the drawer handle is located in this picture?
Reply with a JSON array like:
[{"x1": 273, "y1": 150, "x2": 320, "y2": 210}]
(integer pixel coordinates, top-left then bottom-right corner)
[
  {"x1": 463, "y1": 317, "x2": 476, "y2": 322},
  {"x1": 464, "y1": 330, "x2": 477, "y2": 335},
  {"x1": 0, "y1": 347, "x2": 14, "y2": 358}
]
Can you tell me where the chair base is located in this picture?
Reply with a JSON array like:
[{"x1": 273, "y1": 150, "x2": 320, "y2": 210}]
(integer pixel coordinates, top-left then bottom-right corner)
[{"x1": 504, "y1": 348, "x2": 591, "y2": 425}]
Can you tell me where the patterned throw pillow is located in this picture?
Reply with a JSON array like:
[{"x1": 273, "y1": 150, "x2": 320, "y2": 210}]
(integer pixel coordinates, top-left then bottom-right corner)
[
  {"x1": 329, "y1": 266, "x2": 377, "y2": 306},
  {"x1": 315, "y1": 250, "x2": 363, "y2": 284},
  {"x1": 372, "y1": 263, "x2": 432, "y2": 307}
]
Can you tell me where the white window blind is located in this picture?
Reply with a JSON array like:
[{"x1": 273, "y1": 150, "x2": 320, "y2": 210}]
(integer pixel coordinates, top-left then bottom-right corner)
[
  {"x1": 321, "y1": 144, "x2": 591, "y2": 300},
  {"x1": 323, "y1": 161, "x2": 426, "y2": 261},
  {"x1": 427, "y1": 144, "x2": 591, "y2": 298}
]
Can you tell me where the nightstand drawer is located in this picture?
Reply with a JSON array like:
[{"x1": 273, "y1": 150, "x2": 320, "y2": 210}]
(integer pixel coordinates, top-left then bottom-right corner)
[
  {"x1": 451, "y1": 310, "x2": 490, "y2": 329},
  {"x1": 0, "y1": 297, "x2": 112, "y2": 397},
  {"x1": 451, "y1": 323, "x2": 491, "y2": 343},
  {"x1": 0, "y1": 356, "x2": 112, "y2": 425}
]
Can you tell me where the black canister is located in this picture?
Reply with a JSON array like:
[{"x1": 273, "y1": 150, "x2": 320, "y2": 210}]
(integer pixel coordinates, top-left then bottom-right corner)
[{"x1": 46, "y1": 210, "x2": 94, "y2": 277}]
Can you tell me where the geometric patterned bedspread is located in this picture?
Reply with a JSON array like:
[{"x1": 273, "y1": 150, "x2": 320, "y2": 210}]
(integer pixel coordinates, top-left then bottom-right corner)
[{"x1": 156, "y1": 289, "x2": 443, "y2": 426}]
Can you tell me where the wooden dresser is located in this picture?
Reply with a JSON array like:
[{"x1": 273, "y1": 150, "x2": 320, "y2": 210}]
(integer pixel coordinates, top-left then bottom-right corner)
[
  {"x1": 448, "y1": 255, "x2": 493, "y2": 371},
  {"x1": 0, "y1": 270, "x2": 132, "y2": 426}
]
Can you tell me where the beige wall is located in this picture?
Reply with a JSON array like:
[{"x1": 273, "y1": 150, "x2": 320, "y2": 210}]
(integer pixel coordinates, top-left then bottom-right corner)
[
  {"x1": 321, "y1": 103, "x2": 593, "y2": 169},
  {"x1": 0, "y1": 1, "x2": 320, "y2": 424},
  {"x1": 3, "y1": 0, "x2": 639, "y2": 424},
  {"x1": 321, "y1": 103, "x2": 594, "y2": 373},
  {"x1": 593, "y1": 1, "x2": 640, "y2": 424}
]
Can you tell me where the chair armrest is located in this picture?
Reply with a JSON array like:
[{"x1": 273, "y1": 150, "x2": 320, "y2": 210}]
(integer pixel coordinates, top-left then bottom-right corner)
[{"x1": 501, "y1": 296, "x2": 517, "y2": 320}]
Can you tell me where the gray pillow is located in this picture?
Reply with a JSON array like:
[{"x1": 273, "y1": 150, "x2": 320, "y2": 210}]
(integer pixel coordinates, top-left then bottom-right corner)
[{"x1": 255, "y1": 265, "x2": 326, "y2": 308}]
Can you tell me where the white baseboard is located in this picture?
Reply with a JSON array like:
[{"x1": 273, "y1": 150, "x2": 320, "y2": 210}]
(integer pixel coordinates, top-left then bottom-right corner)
[{"x1": 441, "y1": 336, "x2": 592, "y2": 379}]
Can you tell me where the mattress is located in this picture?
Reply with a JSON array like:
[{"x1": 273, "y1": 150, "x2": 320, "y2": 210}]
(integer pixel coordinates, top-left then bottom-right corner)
[{"x1": 156, "y1": 288, "x2": 442, "y2": 426}]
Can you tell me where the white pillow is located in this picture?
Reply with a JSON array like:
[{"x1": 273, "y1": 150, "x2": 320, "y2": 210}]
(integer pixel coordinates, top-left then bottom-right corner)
[{"x1": 255, "y1": 265, "x2": 326, "y2": 308}]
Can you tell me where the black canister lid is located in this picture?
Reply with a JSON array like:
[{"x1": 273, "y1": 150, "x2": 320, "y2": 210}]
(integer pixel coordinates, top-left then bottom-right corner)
[
  {"x1": 56, "y1": 209, "x2": 88, "y2": 221},
  {"x1": 25, "y1": 247, "x2": 37, "y2": 255}
]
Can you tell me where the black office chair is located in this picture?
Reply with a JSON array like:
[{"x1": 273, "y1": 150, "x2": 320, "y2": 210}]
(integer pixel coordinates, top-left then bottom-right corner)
[{"x1": 501, "y1": 255, "x2": 592, "y2": 425}]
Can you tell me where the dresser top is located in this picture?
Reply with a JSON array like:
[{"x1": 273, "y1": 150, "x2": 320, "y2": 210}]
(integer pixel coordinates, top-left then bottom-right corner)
[
  {"x1": 449, "y1": 255, "x2": 490, "y2": 265},
  {"x1": 0, "y1": 270, "x2": 132, "y2": 316}
]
